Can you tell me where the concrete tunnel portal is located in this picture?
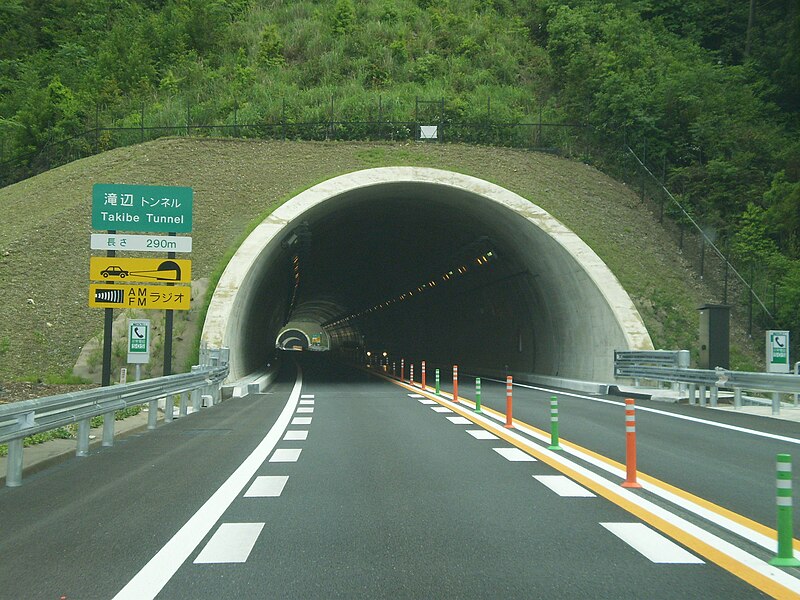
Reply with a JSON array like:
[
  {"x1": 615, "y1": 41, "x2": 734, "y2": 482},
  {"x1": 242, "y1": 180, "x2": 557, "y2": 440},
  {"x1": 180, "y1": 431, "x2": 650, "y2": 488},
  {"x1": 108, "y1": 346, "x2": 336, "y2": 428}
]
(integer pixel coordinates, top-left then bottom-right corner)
[{"x1": 202, "y1": 167, "x2": 653, "y2": 383}]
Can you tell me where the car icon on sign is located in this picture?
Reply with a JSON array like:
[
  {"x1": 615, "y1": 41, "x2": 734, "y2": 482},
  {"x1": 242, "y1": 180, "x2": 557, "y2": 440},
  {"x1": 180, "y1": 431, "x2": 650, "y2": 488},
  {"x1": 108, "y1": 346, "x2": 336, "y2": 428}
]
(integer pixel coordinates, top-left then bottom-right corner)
[{"x1": 101, "y1": 266, "x2": 129, "y2": 278}]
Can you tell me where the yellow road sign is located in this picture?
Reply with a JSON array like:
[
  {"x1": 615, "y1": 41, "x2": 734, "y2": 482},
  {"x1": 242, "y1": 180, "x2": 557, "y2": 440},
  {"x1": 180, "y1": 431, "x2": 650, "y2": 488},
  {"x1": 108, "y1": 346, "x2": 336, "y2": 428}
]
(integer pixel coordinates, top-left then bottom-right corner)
[
  {"x1": 89, "y1": 257, "x2": 192, "y2": 284},
  {"x1": 89, "y1": 284, "x2": 191, "y2": 310}
]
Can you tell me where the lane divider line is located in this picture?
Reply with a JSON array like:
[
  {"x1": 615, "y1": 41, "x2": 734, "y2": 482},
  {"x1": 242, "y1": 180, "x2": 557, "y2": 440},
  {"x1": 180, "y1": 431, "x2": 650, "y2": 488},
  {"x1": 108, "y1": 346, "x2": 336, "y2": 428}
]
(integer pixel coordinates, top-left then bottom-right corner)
[
  {"x1": 533, "y1": 475, "x2": 596, "y2": 498},
  {"x1": 113, "y1": 366, "x2": 304, "y2": 600},
  {"x1": 374, "y1": 370, "x2": 800, "y2": 598},
  {"x1": 244, "y1": 476, "x2": 290, "y2": 498},
  {"x1": 193, "y1": 523, "x2": 265, "y2": 564},
  {"x1": 601, "y1": 522, "x2": 704, "y2": 564}
]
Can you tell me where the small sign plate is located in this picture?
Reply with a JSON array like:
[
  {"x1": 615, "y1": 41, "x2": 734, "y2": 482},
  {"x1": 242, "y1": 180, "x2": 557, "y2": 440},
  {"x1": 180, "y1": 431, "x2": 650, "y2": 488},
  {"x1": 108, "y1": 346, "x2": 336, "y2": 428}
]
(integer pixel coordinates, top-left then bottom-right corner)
[
  {"x1": 90, "y1": 233, "x2": 192, "y2": 253},
  {"x1": 89, "y1": 284, "x2": 191, "y2": 311},
  {"x1": 90, "y1": 257, "x2": 192, "y2": 284}
]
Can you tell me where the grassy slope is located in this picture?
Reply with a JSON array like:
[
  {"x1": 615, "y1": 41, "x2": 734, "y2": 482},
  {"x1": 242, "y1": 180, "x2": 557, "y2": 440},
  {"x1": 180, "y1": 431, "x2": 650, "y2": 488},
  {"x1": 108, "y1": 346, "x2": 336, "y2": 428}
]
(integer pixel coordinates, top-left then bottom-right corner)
[{"x1": 0, "y1": 137, "x2": 754, "y2": 381}]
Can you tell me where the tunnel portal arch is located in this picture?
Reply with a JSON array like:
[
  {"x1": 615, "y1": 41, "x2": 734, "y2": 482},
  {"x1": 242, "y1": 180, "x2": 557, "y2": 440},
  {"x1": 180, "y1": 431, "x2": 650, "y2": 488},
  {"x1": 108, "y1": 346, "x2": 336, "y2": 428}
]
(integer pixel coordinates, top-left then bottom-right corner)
[{"x1": 202, "y1": 167, "x2": 653, "y2": 382}]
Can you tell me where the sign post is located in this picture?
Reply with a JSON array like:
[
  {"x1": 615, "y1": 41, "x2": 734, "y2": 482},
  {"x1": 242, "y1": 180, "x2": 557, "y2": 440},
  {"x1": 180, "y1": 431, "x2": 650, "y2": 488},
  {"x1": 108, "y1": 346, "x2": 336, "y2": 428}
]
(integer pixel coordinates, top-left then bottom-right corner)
[{"x1": 767, "y1": 330, "x2": 791, "y2": 374}]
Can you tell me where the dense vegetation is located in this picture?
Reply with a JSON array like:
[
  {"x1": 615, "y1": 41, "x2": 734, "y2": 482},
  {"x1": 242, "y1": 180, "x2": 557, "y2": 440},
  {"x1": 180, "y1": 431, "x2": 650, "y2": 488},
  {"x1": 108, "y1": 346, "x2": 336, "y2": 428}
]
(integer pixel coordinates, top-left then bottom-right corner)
[{"x1": 1, "y1": 0, "x2": 799, "y2": 350}]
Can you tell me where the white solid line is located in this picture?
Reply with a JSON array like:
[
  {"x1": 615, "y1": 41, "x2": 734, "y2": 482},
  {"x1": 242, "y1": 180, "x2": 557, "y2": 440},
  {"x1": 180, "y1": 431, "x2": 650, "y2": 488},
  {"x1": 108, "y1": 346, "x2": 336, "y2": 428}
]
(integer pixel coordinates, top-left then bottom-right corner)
[
  {"x1": 296, "y1": 407, "x2": 314, "y2": 413},
  {"x1": 477, "y1": 376, "x2": 800, "y2": 445},
  {"x1": 446, "y1": 416, "x2": 472, "y2": 425},
  {"x1": 601, "y1": 522, "x2": 704, "y2": 564},
  {"x1": 291, "y1": 417, "x2": 312, "y2": 425},
  {"x1": 299, "y1": 399, "x2": 315, "y2": 405},
  {"x1": 493, "y1": 447, "x2": 537, "y2": 462},
  {"x1": 300, "y1": 394, "x2": 315, "y2": 399},
  {"x1": 466, "y1": 429, "x2": 498, "y2": 440},
  {"x1": 431, "y1": 406, "x2": 453, "y2": 413},
  {"x1": 418, "y1": 399, "x2": 437, "y2": 405},
  {"x1": 112, "y1": 366, "x2": 304, "y2": 600},
  {"x1": 244, "y1": 476, "x2": 289, "y2": 498},
  {"x1": 270, "y1": 449, "x2": 302, "y2": 463},
  {"x1": 533, "y1": 475, "x2": 596, "y2": 497},
  {"x1": 283, "y1": 430, "x2": 308, "y2": 441},
  {"x1": 193, "y1": 523, "x2": 265, "y2": 564}
]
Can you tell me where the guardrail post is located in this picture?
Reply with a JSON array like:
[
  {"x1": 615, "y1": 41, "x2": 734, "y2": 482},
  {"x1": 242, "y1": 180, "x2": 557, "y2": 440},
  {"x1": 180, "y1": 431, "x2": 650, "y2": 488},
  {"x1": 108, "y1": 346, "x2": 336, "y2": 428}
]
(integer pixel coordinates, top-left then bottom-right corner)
[
  {"x1": 698, "y1": 384, "x2": 707, "y2": 407},
  {"x1": 770, "y1": 454, "x2": 800, "y2": 567},
  {"x1": 102, "y1": 410, "x2": 115, "y2": 447},
  {"x1": 505, "y1": 376, "x2": 514, "y2": 428},
  {"x1": 548, "y1": 395, "x2": 562, "y2": 450},
  {"x1": 688, "y1": 383, "x2": 696, "y2": 406},
  {"x1": 148, "y1": 399, "x2": 158, "y2": 429},
  {"x1": 622, "y1": 398, "x2": 642, "y2": 488},
  {"x1": 179, "y1": 392, "x2": 188, "y2": 417},
  {"x1": 710, "y1": 385, "x2": 719, "y2": 407},
  {"x1": 191, "y1": 389, "x2": 201, "y2": 412},
  {"x1": 453, "y1": 365, "x2": 459, "y2": 403},
  {"x1": 164, "y1": 395, "x2": 174, "y2": 423},
  {"x1": 76, "y1": 418, "x2": 90, "y2": 457},
  {"x1": 733, "y1": 387, "x2": 742, "y2": 409},
  {"x1": 772, "y1": 392, "x2": 781, "y2": 417},
  {"x1": 6, "y1": 439, "x2": 23, "y2": 487}
]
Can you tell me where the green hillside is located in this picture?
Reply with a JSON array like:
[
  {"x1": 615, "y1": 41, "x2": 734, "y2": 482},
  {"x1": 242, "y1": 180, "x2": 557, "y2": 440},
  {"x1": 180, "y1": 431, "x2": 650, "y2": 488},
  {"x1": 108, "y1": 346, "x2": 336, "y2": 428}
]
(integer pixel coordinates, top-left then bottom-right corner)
[{"x1": 0, "y1": 137, "x2": 760, "y2": 382}]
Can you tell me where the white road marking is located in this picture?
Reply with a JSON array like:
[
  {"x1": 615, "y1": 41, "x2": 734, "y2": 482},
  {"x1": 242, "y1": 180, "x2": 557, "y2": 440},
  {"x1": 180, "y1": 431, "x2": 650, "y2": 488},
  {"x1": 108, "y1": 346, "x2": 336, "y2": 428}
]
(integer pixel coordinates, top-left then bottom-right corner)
[
  {"x1": 283, "y1": 430, "x2": 308, "y2": 441},
  {"x1": 113, "y1": 367, "x2": 304, "y2": 599},
  {"x1": 270, "y1": 449, "x2": 302, "y2": 462},
  {"x1": 244, "y1": 476, "x2": 289, "y2": 498},
  {"x1": 466, "y1": 429, "x2": 498, "y2": 440},
  {"x1": 477, "y1": 376, "x2": 800, "y2": 445},
  {"x1": 418, "y1": 399, "x2": 437, "y2": 405},
  {"x1": 408, "y1": 394, "x2": 424, "y2": 398},
  {"x1": 301, "y1": 394, "x2": 315, "y2": 399},
  {"x1": 493, "y1": 447, "x2": 537, "y2": 462},
  {"x1": 431, "y1": 406, "x2": 453, "y2": 413},
  {"x1": 299, "y1": 399, "x2": 315, "y2": 405},
  {"x1": 296, "y1": 407, "x2": 314, "y2": 413},
  {"x1": 534, "y1": 475, "x2": 596, "y2": 497},
  {"x1": 601, "y1": 522, "x2": 704, "y2": 564},
  {"x1": 292, "y1": 417, "x2": 312, "y2": 425},
  {"x1": 193, "y1": 523, "x2": 265, "y2": 564},
  {"x1": 446, "y1": 416, "x2": 472, "y2": 425}
]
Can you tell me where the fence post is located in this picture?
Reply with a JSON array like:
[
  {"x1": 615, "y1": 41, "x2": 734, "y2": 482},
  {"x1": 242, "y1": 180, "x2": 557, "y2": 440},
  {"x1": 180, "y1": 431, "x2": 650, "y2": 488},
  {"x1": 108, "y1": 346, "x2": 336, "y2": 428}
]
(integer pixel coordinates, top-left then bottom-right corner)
[{"x1": 770, "y1": 454, "x2": 800, "y2": 567}]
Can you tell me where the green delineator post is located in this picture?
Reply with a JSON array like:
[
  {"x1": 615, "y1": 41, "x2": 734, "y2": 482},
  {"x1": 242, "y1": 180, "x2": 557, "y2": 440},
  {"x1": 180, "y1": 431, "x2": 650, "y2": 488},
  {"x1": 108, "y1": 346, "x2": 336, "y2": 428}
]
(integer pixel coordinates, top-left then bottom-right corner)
[
  {"x1": 548, "y1": 395, "x2": 562, "y2": 450},
  {"x1": 475, "y1": 377, "x2": 482, "y2": 413},
  {"x1": 435, "y1": 368, "x2": 440, "y2": 394},
  {"x1": 770, "y1": 454, "x2": 800, "y2": 567}
]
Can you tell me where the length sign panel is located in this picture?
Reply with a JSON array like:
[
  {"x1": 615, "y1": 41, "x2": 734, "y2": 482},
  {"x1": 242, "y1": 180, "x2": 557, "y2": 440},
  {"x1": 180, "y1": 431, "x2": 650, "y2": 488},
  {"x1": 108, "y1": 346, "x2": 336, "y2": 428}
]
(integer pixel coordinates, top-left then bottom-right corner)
[
  {"x1": 89, "y1": 284, "x2": 192, "y2": 311},
  {"x1": 90, "y1": 257, "x2": 192, "y2": 284},
  {"x1": 91, "y1": 233, "x2": 193, "y2": 253},
  {"x1": 92, "y1": 184, "x2": 193, "y2": 233}
]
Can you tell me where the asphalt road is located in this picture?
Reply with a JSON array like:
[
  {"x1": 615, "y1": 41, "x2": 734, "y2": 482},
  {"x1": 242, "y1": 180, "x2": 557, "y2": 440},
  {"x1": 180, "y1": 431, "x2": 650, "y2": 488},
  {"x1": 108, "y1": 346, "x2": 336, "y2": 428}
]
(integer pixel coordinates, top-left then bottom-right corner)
[{"x1": 0, "y1": 355, "x2": 797, "y2": 599}]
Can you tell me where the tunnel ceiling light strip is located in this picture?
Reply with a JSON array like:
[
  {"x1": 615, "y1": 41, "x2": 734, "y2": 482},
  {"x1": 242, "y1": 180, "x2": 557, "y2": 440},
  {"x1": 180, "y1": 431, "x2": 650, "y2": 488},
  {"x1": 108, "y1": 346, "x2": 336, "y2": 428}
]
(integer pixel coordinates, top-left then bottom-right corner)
[{"x1": 324, "y1": 252, "x2": 496, "y2": 328}]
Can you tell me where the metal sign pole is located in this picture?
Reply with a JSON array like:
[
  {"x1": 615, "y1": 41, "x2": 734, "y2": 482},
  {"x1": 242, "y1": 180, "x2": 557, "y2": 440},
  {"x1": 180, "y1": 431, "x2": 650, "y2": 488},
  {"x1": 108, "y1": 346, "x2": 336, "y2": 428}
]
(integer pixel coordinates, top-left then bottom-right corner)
[
  {"x1": 163, "y1": 232, "x2": 176, "y2": 376},
  {"x1": 101, "y1": 229, "x2": 115, "y2": 387}
]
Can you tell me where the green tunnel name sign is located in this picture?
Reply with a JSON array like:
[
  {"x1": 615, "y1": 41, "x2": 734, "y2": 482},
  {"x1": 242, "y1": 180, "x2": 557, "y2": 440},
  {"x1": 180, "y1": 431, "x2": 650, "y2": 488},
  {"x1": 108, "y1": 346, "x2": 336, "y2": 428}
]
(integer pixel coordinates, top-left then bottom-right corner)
[{"x1": 92, "y1": 184, "x2": 193, "y2": 233}]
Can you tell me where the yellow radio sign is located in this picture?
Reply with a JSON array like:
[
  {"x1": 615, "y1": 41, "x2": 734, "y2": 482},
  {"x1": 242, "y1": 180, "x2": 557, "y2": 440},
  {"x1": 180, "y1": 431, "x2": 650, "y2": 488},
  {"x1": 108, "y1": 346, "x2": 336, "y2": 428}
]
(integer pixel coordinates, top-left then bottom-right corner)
[
  {"x1": 89, "y1": 284, "x2": 192, "y2": 311},
  {"x1": 90, "y1": 257, "x2": 191, "y2": 284}
]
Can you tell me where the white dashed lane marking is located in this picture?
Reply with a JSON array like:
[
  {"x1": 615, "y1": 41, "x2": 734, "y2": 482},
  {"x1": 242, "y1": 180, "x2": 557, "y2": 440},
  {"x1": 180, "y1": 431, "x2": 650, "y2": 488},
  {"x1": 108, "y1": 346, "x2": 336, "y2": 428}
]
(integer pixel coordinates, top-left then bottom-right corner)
[
  {"x1": 446, "y1": 416, "x2": 472, "y2": 425},
  {"x1": 299, "y1": 399, "x2": 315, "y2": 405},
  {"x1": 408, "y1": 394, "x2": 424, "y2": 398},
  {"x1": 534, "y1": 475, "x2": 596, "y2": 497},
  {"x1": 296, "y1": 407, "x2": 314, "y2": 414},
  {"x1": 418, "y1": 399, "x2": 437, "y2": 405},
  {"x1": 244, "y1": 476, "x2": 289, "y2": 498},
  {"x1": 431, "y1": 406, "x2": 453, "y2": 413},
  {"x1": 601, "y1": 523, "x2": 704, "y2": 564},
  {"x1": 465, "y1": 429, "x2": 498, "y2": 440},
  {"x1": 270, "y1": 449, "x2": 302, "y2": 463},
  {"x1": 493, "y1": 447, "x2": 537, "y2": 462},
  {"x1": 291, "y1": 417, "x2": 312, "y2": 425},
  {"x1": 300, "y1": 394, "x2": 315, "y2": 399},
  {"x1": 193, "y1": 523, "x2": 265, "y2": 564},
  {"x1": 283, "y1": 430, "x2": 308, "y2": 441}
]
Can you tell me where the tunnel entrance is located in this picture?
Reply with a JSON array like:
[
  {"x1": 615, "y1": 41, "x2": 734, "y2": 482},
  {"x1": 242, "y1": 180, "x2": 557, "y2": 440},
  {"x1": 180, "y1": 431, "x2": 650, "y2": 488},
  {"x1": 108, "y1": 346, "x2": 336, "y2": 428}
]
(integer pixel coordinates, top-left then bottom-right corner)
[{"x1": 202, "y1": 167, "x2": 652, "y2": 383}]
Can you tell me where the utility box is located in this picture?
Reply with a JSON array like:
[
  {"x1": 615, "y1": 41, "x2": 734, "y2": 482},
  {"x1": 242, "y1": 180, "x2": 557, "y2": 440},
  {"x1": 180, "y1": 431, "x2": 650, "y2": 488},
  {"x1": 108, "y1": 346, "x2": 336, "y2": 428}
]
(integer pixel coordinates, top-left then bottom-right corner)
[{"x1": 698, "y1": 304, "x2": 730, "y2": 369}]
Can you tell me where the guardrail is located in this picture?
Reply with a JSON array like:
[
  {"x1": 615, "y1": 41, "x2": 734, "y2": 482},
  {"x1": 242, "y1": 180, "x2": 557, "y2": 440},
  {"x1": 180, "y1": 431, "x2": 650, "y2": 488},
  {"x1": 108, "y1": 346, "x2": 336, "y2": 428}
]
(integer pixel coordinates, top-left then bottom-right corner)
[
  {"x1": 0, "y1": 364, "x2": 228, "y2": 487},
  {"x1": 614, "y1": 353, "x2": 800, "y2": 415}
]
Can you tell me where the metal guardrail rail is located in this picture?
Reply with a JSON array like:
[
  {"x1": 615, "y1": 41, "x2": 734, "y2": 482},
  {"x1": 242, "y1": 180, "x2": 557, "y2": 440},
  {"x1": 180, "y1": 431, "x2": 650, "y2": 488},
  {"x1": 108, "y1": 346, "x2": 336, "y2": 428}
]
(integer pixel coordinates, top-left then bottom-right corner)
[
  {"x1": 614, "y1": 351, "x2": 800, "y2": 415},
  {"x1": 1, "y1": 364, "x2": 228, "y2": 487}
]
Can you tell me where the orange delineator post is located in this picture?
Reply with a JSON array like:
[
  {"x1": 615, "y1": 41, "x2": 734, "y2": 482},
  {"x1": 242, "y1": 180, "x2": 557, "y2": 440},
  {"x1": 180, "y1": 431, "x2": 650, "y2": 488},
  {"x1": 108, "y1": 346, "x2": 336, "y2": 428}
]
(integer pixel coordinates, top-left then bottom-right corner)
[
  {"x1": 622, "y1": 398, "x2": 642, "y2": 488},
  {"x1": 410, "y1": 363, "x2": 415, "y2": 386},
  {"x1": 453, "y1": 365, "x2": 459, "y2": 403},
  {"x1": 505, "y1": 376, "x2": 514, "y2": 428},
  {"x1": 421, "y1": 361, "x2": 426, "y2": 390}
]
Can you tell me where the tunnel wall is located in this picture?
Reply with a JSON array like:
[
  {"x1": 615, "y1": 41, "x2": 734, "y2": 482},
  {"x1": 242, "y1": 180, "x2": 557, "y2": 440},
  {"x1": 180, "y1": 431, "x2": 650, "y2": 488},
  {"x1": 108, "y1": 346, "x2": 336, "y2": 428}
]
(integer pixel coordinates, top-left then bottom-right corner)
[{"x1": 202, "y1": 167, "x2": 653, "y2": 382}]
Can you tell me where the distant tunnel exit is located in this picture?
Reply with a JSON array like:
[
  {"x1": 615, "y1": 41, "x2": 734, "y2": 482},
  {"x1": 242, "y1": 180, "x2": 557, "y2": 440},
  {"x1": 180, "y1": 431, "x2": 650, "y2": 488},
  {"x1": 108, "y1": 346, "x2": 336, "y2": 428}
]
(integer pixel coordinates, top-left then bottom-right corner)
[{"x1": 202, "y1": 167, "x2": 653, "y2": 382}]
